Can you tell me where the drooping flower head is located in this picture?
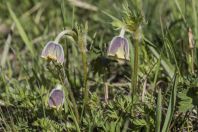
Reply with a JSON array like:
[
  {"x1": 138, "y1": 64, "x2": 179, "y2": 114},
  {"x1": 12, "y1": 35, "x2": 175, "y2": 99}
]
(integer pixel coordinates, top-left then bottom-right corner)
[
  {"x1": 41, "y1": 41, "x2": 64, "y2": 64},
  {"x1": 48, "y1": 84, "x2": 65, "y2": 109},
  {"x1": 107, "y1": 28, "x2": 129, "y2": 61}
]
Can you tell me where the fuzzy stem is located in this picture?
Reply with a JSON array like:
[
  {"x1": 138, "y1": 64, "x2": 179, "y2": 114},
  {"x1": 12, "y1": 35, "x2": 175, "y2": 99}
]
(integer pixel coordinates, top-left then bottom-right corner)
[
  {"x1": 119, "y1": 27, "x2": 126, "y2": 38},
  {"x1": 132, "y1": 38, "x2": 139, "y2": 99},
  {"x1": 54, "y1": 29, "x2": 76, "y2": 43},
  {"x1": 54, "y1": 30, "x2": 80, "y2": 123},
  {"x1": 61, "y1": 67, "x2": 80, "y2": 123},
  {"x1": 104, "y1": 83, "x2": 109, "y2": 104},
  {"x1": 67, "y1": 82, "x2": 80, "y2": 122},
  {"x1": 191, "y1": 49, "x2": 195, "y2": 74},
  {"x1": 131, "y1": 28, "x2": 141, "y2": 114},
  {"x1": 64, "y1": 87, "x2": 81, "y2": 132},
  {"x1": 79, "y1": 32, "x2": 88, "y2": 118}
]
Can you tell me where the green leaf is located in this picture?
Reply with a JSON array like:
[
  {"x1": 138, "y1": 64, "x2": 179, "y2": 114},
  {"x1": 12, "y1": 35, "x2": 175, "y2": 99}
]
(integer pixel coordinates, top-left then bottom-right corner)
[
  {"x1": 132, "y1": 119, "x2": 147, "y2": 126},
  {"x1": 102, "y1": 11, "x2": 124, "y2": 29},
  {"x1": 187, "y1": 87, "x2": 198, "y2": 106},
  {"x1": 177, "y1": 86, "x2": 198, "y2": 112}
]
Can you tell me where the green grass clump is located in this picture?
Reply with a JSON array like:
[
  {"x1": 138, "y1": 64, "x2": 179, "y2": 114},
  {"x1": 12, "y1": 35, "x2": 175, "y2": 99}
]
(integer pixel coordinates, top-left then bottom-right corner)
[{"x1": 0, "y1": 0, "x2": 198, "y2": 131}]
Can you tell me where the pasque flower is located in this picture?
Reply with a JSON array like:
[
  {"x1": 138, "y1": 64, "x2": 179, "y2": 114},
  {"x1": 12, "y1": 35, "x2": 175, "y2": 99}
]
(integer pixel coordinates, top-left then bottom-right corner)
[
  {"x1": 48, "y1": 84, "x2": 65, "y2": 109},
  {"x1": 41, "y1": 41, "x2": 64, "y2": 64},
  {"x1": 107, "y1": 28, "x2": 129, "y2": 60}
]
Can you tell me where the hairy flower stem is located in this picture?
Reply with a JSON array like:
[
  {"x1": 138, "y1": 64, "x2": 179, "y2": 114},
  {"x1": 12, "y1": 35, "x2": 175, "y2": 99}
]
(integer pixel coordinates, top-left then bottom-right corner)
[
  {"x1": 54, "y1": 30, "x2": 80, "y2": 123},
  {"x1": 131, "y1": 39, "x2": 139, "y2": 106},
  {"x1": 191, "y1": 49, "x2": 195, "y2": 74},
  {"x1": 78, "y1": 32, "x2": 88, "y2": 119},
  {"x1": 131, "y1": 27, "x2": 141, "y2": 114},
  {"x1": 60, "y1": 66, "x2": 80, "y2": 123},
  {"x1": 66, "y1": 82, "x2": 80, "y2": 122},
  {"x1": 188, "y1": 28, "x2": 195, "y2": 74},
  {"x1": 64, "y1": 93, "x2": 81, "y2": 132},
  {"x1": 54, "y1": 29, "x2": 76, "y2": 43},
  {"x1": 119, "y1": 27, "x2": 126, "y2": 38}
]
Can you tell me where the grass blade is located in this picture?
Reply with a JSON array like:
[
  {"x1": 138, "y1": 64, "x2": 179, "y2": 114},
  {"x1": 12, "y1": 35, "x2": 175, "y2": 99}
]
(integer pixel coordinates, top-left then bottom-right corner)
[
  {"x1": 1, "y1": 24, "x2": 15, "y2": 67},
  {"x1": 155, "y1": 88, "x2": 162, "y2": 132},
  {"x1": 144, "y1": 37, "x2": 175, "y2": 78},
  {"x1": 7, "y1": 2, "x2": 35, "y2": 56},
  {"x1": 162, "y1": 74, "x2": 178, "y2": 132},
  {"x1": 192, "y1": 0, "x2": 198, "y2": 41},
  {"x1": 174, "y1": 0, "x2": 187, "y2": 27},
  {"x1": 61, "y1": 0, "x2": 67, "y2": 28},
  {"x1": 148, "y1": 45, "x2": 174, "y2": 78}
]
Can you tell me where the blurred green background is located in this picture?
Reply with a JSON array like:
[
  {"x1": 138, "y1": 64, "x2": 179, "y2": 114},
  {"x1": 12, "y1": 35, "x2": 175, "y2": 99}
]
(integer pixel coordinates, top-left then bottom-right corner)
[{"x1": 0, "y1": 0, "x2": 198, "y2": 131}]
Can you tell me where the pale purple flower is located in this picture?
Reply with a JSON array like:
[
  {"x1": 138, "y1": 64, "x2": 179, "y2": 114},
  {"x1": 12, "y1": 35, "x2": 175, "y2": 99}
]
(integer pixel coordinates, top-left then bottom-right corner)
[
  {"x1": 107, "y1": 36, "x2": 130, "y2": 60},
  {"x1": 41, "y1": 41, "x2": 64, "y2": 64},
  {"x1": 48, "y1": 85, "x2": 65, "y2": 109}
]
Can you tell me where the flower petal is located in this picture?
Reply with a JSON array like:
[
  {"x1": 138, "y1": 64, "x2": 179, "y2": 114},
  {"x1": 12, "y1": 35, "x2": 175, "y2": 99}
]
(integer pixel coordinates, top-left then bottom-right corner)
[{"x1": 41, "y1": 41, "x2": 65, "y2": 64}]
